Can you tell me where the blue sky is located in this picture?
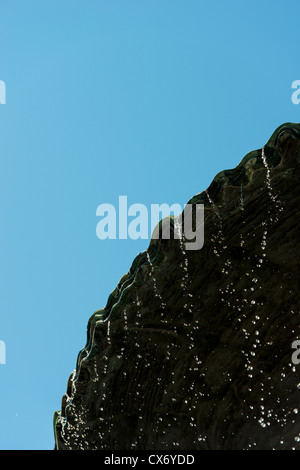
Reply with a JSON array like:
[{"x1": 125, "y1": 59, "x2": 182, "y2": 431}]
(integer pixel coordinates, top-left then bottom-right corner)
[{"x1": 0, "y1": 0, "x2": 299, "y2": 450}]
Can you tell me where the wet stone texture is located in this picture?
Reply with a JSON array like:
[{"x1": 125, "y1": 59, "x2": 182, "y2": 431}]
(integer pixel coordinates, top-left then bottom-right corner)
[{"x1": 54, "y1": 122, "x2": 300, "y2": 450}]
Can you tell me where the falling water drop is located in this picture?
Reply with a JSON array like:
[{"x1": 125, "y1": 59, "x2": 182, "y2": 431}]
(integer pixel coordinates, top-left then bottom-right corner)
[
  {"x1": 261, "y1": 147, "x2": 284, "y2": 221},
  {"x1": 146, "y1": 251, "x2": 161, "y2": 300}
]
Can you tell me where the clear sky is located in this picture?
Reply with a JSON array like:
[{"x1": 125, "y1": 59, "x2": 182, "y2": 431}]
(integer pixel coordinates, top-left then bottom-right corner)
[{"x1": 0, "y1": 0, "x2": 299, "y2": 450}]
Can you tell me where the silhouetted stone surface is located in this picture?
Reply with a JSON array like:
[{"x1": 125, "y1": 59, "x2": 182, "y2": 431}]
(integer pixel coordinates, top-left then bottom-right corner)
[{"x1": 54, "y1": 123, "x2": 300, "y2": 450}]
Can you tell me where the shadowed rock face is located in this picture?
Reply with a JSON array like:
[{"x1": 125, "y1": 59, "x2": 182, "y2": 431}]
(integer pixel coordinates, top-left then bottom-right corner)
[{"x1": 54, "y1": 122, "x2": 300, "y2": 450}]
